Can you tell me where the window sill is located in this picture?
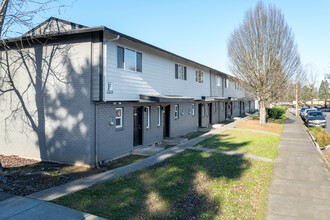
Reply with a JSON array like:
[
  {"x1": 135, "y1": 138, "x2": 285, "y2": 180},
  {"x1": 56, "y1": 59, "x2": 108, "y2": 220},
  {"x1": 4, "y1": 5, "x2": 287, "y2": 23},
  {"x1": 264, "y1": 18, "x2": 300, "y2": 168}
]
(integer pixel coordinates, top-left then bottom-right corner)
[{"x1": 115, "y1": 127, "x2": 124, "y2": 131}]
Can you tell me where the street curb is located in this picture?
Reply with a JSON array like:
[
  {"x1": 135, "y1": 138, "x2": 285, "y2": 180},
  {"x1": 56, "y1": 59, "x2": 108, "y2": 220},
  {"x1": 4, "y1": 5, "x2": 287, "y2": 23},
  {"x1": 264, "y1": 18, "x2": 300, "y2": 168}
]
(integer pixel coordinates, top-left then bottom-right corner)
[{"x1": 306, "y1": 129, "x2": 330, "y2": 168}]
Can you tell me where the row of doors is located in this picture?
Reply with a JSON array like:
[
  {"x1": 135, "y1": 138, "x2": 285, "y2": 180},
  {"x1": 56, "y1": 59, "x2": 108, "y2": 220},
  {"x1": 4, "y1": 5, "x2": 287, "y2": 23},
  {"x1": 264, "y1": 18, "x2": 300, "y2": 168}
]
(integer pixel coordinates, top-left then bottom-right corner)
[
  {"x1": 133, "y1": 106, "x2": 171, "y2": 146},
  {"x1": 133, "y1": 102, "x2": 240, "y2": 146}
]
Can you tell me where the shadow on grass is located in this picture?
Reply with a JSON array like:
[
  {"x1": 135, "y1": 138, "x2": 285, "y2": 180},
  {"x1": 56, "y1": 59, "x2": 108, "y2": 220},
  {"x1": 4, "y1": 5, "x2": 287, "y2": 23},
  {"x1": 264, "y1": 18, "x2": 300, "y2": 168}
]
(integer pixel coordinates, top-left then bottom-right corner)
[
  {"x1": 54, "y1": 150, "x2": 252, "y2": 219},
  {"x1": 196, "y1": 133, "x2": 252, "y2": 152}
]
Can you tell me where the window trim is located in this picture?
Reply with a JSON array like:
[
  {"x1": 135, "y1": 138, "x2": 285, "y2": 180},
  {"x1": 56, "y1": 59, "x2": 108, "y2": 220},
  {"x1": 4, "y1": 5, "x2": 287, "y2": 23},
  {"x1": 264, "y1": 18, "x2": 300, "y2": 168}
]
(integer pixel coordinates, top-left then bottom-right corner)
[
  {"x1": 192, "y1": 104, "x2": 195, "y2": 116},
  {"x1": 115, "y1": 108, "x2": 123, "y2": 128},
  {"x1": 174, "y1": 104, "x2": 179, "y2": 119},
  {"x1": 146, "y1": 106, "x2": 150, "y2": 129},
  {"x1": 117, "y1": 46, "x2": 142, "y2": 72},
  {"x1": 157, "y1": 106, "x2": 161, "y2": 127}
]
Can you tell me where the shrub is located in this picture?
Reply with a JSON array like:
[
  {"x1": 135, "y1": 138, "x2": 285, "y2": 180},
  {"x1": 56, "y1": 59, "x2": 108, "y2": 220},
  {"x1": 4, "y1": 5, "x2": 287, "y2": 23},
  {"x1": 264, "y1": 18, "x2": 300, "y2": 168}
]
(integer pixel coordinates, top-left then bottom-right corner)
[
  {"x1": 267, "y1": 106, "x2": 286, "y2": 119},
  {"x1": 309, "y1": 127, "x2": 330, "y2": 147}
]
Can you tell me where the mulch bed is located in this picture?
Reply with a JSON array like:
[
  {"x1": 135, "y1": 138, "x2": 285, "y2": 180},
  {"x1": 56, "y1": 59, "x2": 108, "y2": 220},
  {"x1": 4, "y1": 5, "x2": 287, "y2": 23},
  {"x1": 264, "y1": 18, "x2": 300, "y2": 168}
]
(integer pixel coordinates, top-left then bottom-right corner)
[{"x1": 0, "y1": 154, "x2": 146, "y2": 197}]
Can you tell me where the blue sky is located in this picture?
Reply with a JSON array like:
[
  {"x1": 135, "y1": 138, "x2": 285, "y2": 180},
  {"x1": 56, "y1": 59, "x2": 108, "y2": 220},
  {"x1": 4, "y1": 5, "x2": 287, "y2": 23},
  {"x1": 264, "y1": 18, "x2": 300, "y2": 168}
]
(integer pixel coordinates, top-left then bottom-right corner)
[{"x1": 39, "y1": 0, "x2": 330, "y2": 84}]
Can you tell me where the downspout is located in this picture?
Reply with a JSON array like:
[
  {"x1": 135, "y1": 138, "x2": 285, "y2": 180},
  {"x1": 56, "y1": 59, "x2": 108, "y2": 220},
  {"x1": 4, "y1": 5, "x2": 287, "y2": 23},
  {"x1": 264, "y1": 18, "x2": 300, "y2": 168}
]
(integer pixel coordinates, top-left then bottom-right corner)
[
  {"x1": 210, "y1": 69, "x2": 212, "y2": 97},
  {"x1": 94, "y1": 33, "x2": 121, "y2": 168}
]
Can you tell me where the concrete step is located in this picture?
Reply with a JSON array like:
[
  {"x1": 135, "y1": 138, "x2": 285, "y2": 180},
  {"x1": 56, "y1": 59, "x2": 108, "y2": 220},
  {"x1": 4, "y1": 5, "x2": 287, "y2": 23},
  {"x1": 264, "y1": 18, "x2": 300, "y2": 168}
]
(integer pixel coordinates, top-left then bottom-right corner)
[
  {"x1": 132, "y1": 146, "x2": 165, "y2": 156},
  {"x1": 163, "y1": 137, "x2": 188, "y2": 146}
]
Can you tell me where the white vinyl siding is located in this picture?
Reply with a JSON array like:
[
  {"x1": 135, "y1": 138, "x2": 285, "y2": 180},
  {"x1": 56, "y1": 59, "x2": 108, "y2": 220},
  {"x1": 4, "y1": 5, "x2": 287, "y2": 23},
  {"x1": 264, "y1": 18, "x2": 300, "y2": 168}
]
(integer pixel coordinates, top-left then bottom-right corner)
[{"x1": 104, "y1": 38, "x2": 210, "y2": 101}]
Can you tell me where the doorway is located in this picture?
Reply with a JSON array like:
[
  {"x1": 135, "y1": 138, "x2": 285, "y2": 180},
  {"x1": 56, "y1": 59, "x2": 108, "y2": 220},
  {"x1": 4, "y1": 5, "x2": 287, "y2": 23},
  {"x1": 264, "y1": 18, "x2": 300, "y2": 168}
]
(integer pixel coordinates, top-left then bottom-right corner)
[
  {"x1": 163, "y1": 105, "x2": 170, "y2": 138},
  {"x1": 225, "y1": 102, "x2": 228, "y2": 119},
  {"x1": 133, "y1": 107, "x2": 143, "y2": 146}
]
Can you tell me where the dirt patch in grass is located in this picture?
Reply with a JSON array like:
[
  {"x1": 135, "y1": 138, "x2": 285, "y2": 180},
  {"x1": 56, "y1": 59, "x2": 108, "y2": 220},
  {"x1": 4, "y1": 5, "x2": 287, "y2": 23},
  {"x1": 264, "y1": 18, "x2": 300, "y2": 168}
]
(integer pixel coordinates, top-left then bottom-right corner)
[
  {"x1": 234, "y1": 120, "x2": 283, "y2": 134},
  {"x1": 54, "y1": 150, "x2": 273, "y2": 219},
  {"x1": 0, "y1": 154, "x2": 146, "y2": 196}
]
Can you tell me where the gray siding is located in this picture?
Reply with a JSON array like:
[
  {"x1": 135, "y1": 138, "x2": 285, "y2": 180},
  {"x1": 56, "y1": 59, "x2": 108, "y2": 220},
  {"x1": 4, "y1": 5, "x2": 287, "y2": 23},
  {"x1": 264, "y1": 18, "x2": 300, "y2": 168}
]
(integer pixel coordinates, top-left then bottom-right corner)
[
  {"x1": 169, "y1": 103, "x2": 198, "y2": 137},
  {"x1": 91, "y1": 32, "x2": 103, "y2": 101},
  {"x1": 143, "y1": 104, "x2": 164, "y2": 145},
  {"x1": 0, "y1": 35, "x2": 95, "y2": 166},
  {"x1": 96, "y1": 103, "x2": 133, "y2": 162}
]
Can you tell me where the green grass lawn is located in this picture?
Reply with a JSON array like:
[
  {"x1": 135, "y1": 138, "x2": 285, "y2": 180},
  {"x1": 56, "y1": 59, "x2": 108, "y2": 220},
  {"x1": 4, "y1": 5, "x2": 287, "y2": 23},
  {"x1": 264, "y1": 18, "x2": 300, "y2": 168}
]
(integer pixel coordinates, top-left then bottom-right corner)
[
  {"x1": 195, "y1": 130, "x2": 279, "y2": 159},
  {"x1": 54, "y1": 150, "x2": 273, "y2": 219}
]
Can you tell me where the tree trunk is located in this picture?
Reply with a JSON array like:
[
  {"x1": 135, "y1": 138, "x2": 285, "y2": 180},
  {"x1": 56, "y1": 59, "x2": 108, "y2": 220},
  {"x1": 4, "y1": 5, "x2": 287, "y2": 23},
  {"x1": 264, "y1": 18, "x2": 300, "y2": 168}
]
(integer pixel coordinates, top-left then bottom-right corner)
[{"x1": 259, "y1": 100, "x2": 267, "y2": 126}]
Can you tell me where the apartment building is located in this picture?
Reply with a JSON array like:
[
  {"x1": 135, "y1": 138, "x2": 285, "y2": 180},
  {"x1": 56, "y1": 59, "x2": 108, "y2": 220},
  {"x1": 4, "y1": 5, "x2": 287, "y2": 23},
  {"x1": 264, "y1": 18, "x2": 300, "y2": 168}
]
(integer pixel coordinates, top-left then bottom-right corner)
[{"x1": 0, "y1": 17, "x2": 255, "y2": 167}]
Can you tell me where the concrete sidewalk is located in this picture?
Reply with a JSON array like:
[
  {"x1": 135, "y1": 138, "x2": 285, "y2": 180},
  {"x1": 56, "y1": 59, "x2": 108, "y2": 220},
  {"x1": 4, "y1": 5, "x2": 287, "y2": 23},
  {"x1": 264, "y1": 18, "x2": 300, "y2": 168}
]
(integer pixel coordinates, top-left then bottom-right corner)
[
  {"x1": 264, "y1": 114, "x2": 330, "y2": 219},
  {"x1": 0, "y1": 194, "x2": 106, "y2": 220},
  {"x1": 0, "y1": 114, "x2": 252, "y2": 219}
]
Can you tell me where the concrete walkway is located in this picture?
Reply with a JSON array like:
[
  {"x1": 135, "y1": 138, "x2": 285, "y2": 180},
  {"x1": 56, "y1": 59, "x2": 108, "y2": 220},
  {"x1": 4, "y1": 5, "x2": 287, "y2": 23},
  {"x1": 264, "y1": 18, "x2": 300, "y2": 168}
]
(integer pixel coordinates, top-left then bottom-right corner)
[
  {"x1": 0, "y1": 194, "x2": 106, "y2": 220},
  {"x1": 0, "y1": 114, "x2": 252, "y2": 219},
  {"x1": 264, "y1": 114, "x2": 330, "y2": 219}
]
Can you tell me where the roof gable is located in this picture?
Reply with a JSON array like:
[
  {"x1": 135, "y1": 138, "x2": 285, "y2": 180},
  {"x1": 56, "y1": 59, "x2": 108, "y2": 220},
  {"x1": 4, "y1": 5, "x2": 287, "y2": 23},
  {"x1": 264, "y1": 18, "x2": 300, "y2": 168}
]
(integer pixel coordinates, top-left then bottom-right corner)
[{"x1": 23, "y1": 17, "x2": 88, "y2": 37}]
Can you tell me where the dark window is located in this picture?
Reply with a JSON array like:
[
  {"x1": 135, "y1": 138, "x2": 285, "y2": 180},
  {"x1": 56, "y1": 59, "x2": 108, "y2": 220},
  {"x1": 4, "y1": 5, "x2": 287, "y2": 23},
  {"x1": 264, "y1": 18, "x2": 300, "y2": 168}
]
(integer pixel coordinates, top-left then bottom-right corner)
[
  {"x1": 117, "y1": 46, "x2": 124, "y2": 68},
  {"x1": 137, "y1": 52, "x2": 142, "y2": 72},
  {"x1": 175, "y1": 64, "x2": 187, "y2": 80},
  {"x1": 175, "y1": 64, "x2": 178, "y2": 79}
]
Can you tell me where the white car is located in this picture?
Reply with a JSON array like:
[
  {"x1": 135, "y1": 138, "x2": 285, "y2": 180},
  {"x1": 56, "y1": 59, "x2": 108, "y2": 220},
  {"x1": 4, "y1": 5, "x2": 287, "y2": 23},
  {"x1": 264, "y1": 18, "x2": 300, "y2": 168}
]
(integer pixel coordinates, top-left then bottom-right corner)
[{"x1": 302, "y1": 109, "x2": 317, "y2": 121}]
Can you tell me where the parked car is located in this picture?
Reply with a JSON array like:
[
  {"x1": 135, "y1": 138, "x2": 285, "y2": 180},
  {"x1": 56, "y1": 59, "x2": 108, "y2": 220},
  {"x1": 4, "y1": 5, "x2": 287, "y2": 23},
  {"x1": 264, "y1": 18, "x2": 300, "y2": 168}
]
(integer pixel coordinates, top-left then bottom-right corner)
[
  {"x1": 319, "y1": 107, "x2": 330, "y2": 112},
  {"x1": 302, "y1": 109, "x2": 318, "y2": 121},
  {"x1": 305, "y1": 111, "x2": 326, "y2": 128},
  {"x1": 300, "y1": 107, "x2": 309, "y2": 117}
]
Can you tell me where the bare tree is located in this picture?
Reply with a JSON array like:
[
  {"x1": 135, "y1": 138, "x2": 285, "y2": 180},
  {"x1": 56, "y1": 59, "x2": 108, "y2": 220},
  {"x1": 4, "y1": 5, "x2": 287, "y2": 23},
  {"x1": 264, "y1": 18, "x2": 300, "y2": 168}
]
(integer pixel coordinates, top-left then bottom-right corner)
[
  {"x1": 305, "y1": 65, "x2": 318, "y2": 106},
  {"x1": 319, "y1": 75, "x2": 329, "y2": 107},
  {"x1": 227, "y1": 2, "x2": 301, "y2": 125},
  {"x1": 0, "y1": 0, "x2": 67, "y2": 171}
]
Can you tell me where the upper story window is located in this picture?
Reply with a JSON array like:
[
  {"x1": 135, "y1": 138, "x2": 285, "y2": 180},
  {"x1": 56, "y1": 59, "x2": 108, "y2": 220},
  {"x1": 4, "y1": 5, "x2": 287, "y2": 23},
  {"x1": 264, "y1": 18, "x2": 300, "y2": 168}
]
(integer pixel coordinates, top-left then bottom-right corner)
[
  {"x1": 175, "y1": 105, "x2": 179, "y2": 119},
  {"x1": 115, "y1": 108, "x2": 123, "y2": 128},
  {"x1": 196, "y1": 70, "x2": 204, "y2": 83},
  {"x1": 117, "y1": 46, "x2": 142, "y2": 72},
  {"x1": 216, "y1": 76, "x2": 221, "y2": 87},
  {"x1": 175, "y1": 64, "x2": 187, "y2": 80},
  {"x1": 225, "y1": 79, "x2": 229, "y2": 88},
  {"x1": 236, "y1": 83, "x2": 240, "y2": 90}
]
